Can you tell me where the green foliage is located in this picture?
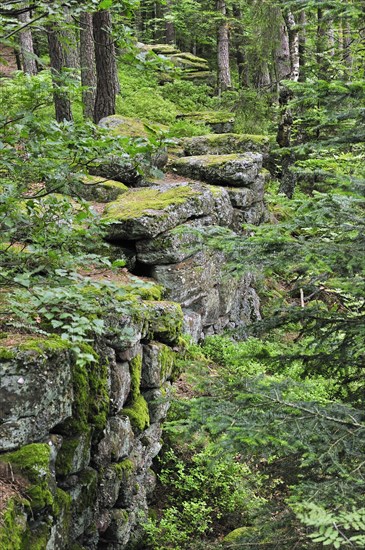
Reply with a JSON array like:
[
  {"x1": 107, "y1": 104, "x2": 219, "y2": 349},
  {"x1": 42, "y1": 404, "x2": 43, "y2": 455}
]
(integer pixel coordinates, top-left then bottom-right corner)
[
  {"x1": 145, "y1": 445, "x2": 263, "y2": 550},
  {"x1": 293, "y1": 504, "x2": 365, "y2": 549}
]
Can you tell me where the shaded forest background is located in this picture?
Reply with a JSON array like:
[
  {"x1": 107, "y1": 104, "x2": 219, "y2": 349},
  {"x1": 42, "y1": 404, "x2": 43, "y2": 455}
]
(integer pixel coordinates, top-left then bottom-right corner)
[{"x1": 0, "y1": 1, "x2": 364, "y2": 548}]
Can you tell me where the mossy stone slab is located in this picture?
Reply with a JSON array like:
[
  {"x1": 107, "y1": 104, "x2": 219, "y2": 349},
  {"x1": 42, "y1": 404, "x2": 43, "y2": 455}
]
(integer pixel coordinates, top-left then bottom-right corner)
[
  {"x1": 176, "y1": 111, "x2": 235, "y2": 133},
  {"x1": 0, "y1": 337, "x2": 74, "y2": 451},
  {"x1": 102, "y1": 183, "x2": 217, "y2": 240},
  {"x1": 77, "y1": 175, "x2": 128, "y2": 203},
  {"x1": 170, "y1": 152, "x2": 263, "y2": 187},
  {"x1": 183, "y1": 133, "x2": 270, "y2": 156}
]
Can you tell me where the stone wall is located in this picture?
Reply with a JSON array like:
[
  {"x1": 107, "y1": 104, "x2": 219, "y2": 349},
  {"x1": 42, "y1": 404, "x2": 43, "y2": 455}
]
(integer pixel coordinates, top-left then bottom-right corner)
[
  {"x1": 0, "y1": 299, "x2": 183, "y2": 549},
  {"x1": 0, "y1": 122, "x2": 269, "y2": 549}
]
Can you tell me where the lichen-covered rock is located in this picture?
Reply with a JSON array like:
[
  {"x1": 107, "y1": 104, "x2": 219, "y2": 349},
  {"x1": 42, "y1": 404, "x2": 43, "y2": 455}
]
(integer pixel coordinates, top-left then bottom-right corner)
[
  {"x1": 94, "y1": 417, "x2": 134, "y2": 466},
  {"x1": 144, "y1": 300, "x2": 183, "y2": 344},
  {"x1": 67, "y1": 468, "x2": 98, "y2": 540},
  {"x1": 102, "y1": 508, "x2": 132, "y2": 547},
  {"x1": 143, "y1": 383, "x2": 171, "y2": 424},
  {"x1": 102, "y1": 183, "x2": 217, "y2": 241},
  {"x1": 89, "y1": 155, "x2": 142, "y2": 187},
  {"x1": 183, "y1": 133, "x2": 270, "y2": 156},
  {"x1": 170, "y1": 52, "x2": 209, "y2": 72},
  {"x1": 182, "y1": 71, "x2": 215, "y2": 86},
  {"x1": 141, "y1": 342, "x2": 175, "y2": 389},
  {"x1": 77, "y1": 176, "x2": 128, "y2": 203},
  {"x1": 110, "y1": 360, "x2": 131, "y2": 414},
  {"x1": 56, "y1": 431, "x2": 91, "y2": 477},
  {"x1": 183, "y1": 310, "x2": 203, "y2": 342},
  {"x1": 231, "y1": 201, "x2": 267, "y2": 229},
  {"x1": 170, "y1": 152, "x2": 263, "y2": 187},
  {"x1": 176, "y1": 111, "x2": 235, "y2": 133},
  {"x1": 0, "y1": 337, "x2": 74, "y2": 451},
  {"x1": 99, "y1": 115, "x2": 151, "y2": 138},
  {"x1": 150, "y1": 249, "x2": 226, "y2": 309},
  {"x1": 227, "y1": 187, "x2": 257, "y2": 208}
]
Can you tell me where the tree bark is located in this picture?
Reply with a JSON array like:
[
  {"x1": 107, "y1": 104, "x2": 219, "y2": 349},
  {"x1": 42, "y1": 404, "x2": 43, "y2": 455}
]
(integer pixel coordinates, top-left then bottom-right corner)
[
  {"x1": 47, "y1": 26, "x2": 73, "y2": 122},
  {"x1": 298, "y1": 10, "x2": 306, "y2": 81},
  {"x1": 18, "y1": 9, "x2": 38, "y2": 75},
  {"x1": 277, "y1": 10, "x2": 299, "y2": 198},
  {"x1": 93, "y1": 10, "x2": 119, "y2": 123},
  {"x1": 232, "y1": 4, "x2": 249, "y2": 88},
  {"x1": 216, "y1": 0, "x2": 232, "y2": 94},
  {"x1": 275, "y1": 19, "x2": 290, "y2": 84},
  {"x1": 80, "y1": 12, "x2": 96, "y2": 120},
  {"x1": 61, "y1": 7, "x2": 79, "y2": 70},
  {"x1": 165, "y1": 0, "x2": 175, "y2": 44}
]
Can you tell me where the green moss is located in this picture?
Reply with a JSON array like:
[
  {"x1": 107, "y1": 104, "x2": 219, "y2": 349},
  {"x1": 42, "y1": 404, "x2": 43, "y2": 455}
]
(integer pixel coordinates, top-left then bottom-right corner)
[
  {"x1": 82, "y1": 175, "x2": 128, "y2": 191},
  {"x1": 123, "y1": 395, "x2": 150, "y2": 432},
  {"x1": 170, "y1": 52, "x2": 208, "y2": 64},
  {"x1": 102, "y1": 185, "x2": 200, "y2": 222},
  {"x1": 59, "y1": 345, "x2": 109, "y2": 435},
  {"x1": 130, "y1": 353, "x2": 142, "y2": 401},
  {"x1": 0, "y1": 498, "x2": 28, "y2": 550},
  {"x1": 113, "y1": 458, "x2": 134, "y2": 480},
  {"x1": 52, "y1": 488, "x2": 72, "y2": 518},
  {"x1": 0, "y1": 335, "x2": 71, "y2": 361},
  {"x1": 159, "y1": 343, "x2": 175, "y2": 379},
  {"x1": 123, "y1": 281, "x2": 163, "y2": 301},
  {"x1": 146, "y1": 301, "x2": 184, "y2": 344},
  {"x1": 21, "y1": 522, "x2": 50, "y2": 550},
  {"x1": 223, "y1": 526, "x2": 258, "y2": 544},
  {"x1": 0, "y1": 444, "x2": 53, "y2": 512},
  {"x1": 178, "y1": 111, "x2": 234, "y2": 124}
]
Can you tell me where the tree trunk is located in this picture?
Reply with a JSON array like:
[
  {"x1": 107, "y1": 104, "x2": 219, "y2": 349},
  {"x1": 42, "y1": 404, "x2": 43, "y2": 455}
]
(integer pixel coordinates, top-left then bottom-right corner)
[
  {"x1": 61, "y1": 7, "x2": 79, "y2": 70},
  {"x1": 233, "y1": 4, "x2": 249, "y2": 88},
  {"x1": 277, "y1": 10, "x2": 299, "y2": 198},
  {"x1": 18, "y1": 9, "x2": 38, "y2": 75},
  {"x1": 216, "y1": 0, "x2": 232, "y2": 94},
  {"x1": 80, "y1": 12, "x2": 96, "y2": 120},
  {"x1": 298, "y1": 10, "x2": 306, "y2": 80},
  {"x1": 93, "y1": 10, "x2": 119, "y2": 123},
  {"x1": 165, "y1": 0, "x2": 175, "y2": 44},
  {"x1": 47, "y1": 26, "x2": 73, "y2": 122},
  {"x1": 275, "y1": 19, "x2": 290, "y2": 84}
]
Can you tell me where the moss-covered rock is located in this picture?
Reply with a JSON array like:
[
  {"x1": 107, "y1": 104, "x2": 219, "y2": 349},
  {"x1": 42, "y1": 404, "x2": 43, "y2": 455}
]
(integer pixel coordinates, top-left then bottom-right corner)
[
  {"x1": 0, "y1": 443, "x2": 55, "y2": 512},
  {"x1": 176, "y1": 111, "x2": 235, "y2": 133},
  {"x1": 181, "y1": 71, "x2": 215, "y2": 86},
  {"x1": 77, "y1": 175, "x2": 128, "y2": 202},
  {"x1": 122, "y1": 395, "x2": 150, "y2": 433},
  {"x1": 55, "y1": 431, "x2": 91, "y2": 477},
  {"x1": 170, "y1": 152, "x2": 263, "y2": 187},
  {"x1": 68, "y1": 468, "x2": 98, "y2": 541},
  {"x1": 102, "y1": 183, "x2": 217, "y2": 240},
  {"x1": 183, "y1": 133, "x2": 270, "y2": 156},
  {"x1": 98, "y1": 115, "x2": 156, "y2": 139},
  {"x1": 142, "y1": 43, "x2": 180, "y2": 55},
  {"x1": 144, "y1": 300, "x2": 184, "y2": 344},
  {"x1": 0, "y1": 336, "x2": 74, "y2": 450},
  {"x1": 141, "y1": 342, "x2": 175, "y2": 389},
  {"x1": 170, "y1": 53, "x2": 209, "y2": 72},
  {"x1": 0, "y1": 498, "x2": 28, "y2": 550}
]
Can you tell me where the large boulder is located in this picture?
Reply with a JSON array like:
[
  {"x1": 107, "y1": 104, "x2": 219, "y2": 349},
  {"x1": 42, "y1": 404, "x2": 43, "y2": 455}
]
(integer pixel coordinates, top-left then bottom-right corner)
[
  {"x1": 176, "y1": 111, "x2": 235, "y2": 133},
  {"x1": 77, "y1": 175, "x2": 128, "y2": 202},
  {"x1": 101, "y1": 182, "x2": 230, "y2": 241},
  {"x1": 182, "y1": 133, "x2": 270, "y2": 156},
  {"x1": 170, "y1": 152, "x2": 263, "y2": 187},
  {"x1": 0, "y1": 336, "x2": 74, "y2": 451}
]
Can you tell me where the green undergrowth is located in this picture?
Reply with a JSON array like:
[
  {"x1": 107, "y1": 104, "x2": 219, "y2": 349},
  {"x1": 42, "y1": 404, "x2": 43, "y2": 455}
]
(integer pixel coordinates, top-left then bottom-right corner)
[{"x1": 145, "y1": 334, "x2": 365, "y2": 549}]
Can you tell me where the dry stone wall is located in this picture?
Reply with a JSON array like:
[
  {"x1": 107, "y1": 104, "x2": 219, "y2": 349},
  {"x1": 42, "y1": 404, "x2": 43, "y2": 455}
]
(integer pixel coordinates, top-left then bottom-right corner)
[{"x1": 0, "y1": 119, "x2": 270, "y2": 549}]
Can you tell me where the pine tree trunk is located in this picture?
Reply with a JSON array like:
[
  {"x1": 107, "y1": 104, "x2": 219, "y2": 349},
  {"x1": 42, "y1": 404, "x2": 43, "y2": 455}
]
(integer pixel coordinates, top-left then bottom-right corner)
[
  {"x1": 18, "y1": 9, "x2": 37, "y2": 75},
  {"x1": 61, "y1": 7, "x2": 79, "y2": 70},
  {"x1": 165, "y1": 0, "x2": 175, "y2": 44},
  {"x1": 47, "y1": 26, "x2": 73, "y2": 122},
  {"x1": 298, "y1": 10, "x2": 306, "y2": 81},
  {"x1": 80, "y1": 12, "x2": 96, "y2": 120},
  {"x1": 232, "y1": 4, "x2": 249, "y2": 88},
  {"x1": 93, "y1": 10, "x2": 119, "y2": 123},
  {"x1": 285, "y1": 11, "x2": 300, "y2": 82},
  {"x1": 216, "y1": 0, "x2": 232, "y2": 94}
]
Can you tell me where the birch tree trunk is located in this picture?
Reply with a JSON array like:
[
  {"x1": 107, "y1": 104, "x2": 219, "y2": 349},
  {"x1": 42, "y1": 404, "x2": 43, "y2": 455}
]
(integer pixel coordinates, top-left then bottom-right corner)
[
  {"x1": 216, "y1": 0, "x2": 232, "y2": 94},
  {"x1": 93, "y1": 10, "x2": 119, "y2": 123},
  {"x1": 80, "y1": 12, "x2": 96, "y2": 120},
  {"x1": 18, "y1": 9, "x2": 37, "y2": 75},
  {"x1": 47, "y1": 26, "x2": 73, "y2": 122}
]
